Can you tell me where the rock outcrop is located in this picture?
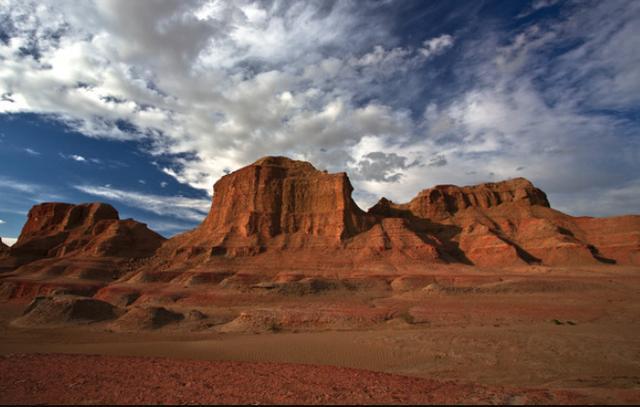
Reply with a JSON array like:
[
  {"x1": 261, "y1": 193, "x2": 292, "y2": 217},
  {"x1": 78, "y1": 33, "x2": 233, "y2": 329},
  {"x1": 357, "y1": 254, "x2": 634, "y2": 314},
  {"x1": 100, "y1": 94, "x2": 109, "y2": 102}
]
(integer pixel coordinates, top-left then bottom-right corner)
[
  {"x1": 369, "y1": 178, "x2": 639, "y2": 267},
  {"x1": 145, "y1": 157, "x2": 639, "y2": 271},
  {"x1": 9, "y1": 203, "x2": 164, "y2": 260},
  {"x1": 2, "y1": 156, "x2": 639, "y2": 294},
  {"x1": 0, "y1": 203, "x2": 165, "y2": 289},
  {"x1": 156, "y1": 157, "x2": 377, "y2": 264},
  {"x1": 369, "y1": 178, "x2": 550, "y2": 220}
]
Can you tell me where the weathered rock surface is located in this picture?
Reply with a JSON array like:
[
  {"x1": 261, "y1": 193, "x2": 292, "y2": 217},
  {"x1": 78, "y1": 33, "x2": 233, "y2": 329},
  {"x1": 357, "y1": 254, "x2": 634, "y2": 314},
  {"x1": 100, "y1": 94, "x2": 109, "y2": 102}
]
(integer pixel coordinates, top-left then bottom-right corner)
[
  {"x1": 109, "y1": 306, "x2": 184, "y2": 331},
  {"x1": 1, "y1": 156, "x2": 639, "y2": 306},
  {"x1": 154, "y1": 156, "x2": 379, "y2": 267},
  {"x1": 141, "y1": 157, "x2": 638, "y2": 272},
  {"x1": 10, "y1": 202, "x2": 164, "y2": 261},
  {"x1": 369, "y1": 184, "x2": 639, "y2": 267},
  {"x1": 370, "y1": 178, "x2": 549, "y2": 220},
  {"x1": 0, "y1": 203, "x2": 165, "y2": 298}
]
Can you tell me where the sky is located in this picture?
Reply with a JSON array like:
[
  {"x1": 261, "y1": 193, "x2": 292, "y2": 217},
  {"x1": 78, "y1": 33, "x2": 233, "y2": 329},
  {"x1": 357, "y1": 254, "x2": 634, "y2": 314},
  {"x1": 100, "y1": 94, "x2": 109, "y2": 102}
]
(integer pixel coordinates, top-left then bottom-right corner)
[{"x1": 1, "y1": 0, "x2": 639, "y2": 242}]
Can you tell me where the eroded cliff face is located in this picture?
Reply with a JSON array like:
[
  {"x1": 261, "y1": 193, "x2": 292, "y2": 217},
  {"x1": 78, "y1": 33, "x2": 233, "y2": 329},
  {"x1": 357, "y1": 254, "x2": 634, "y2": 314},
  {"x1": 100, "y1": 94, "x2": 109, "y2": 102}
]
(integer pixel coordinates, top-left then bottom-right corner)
[
  {"x1": 148, "y1": 157, "x2": 640, "y2": 270},
  {"x1": 369, "y1": 178, "x2": 639, "y2": 267},
  {"x1": 202, "y1": 156, "x2": 373, "y2": 244},
  {"x1": 369, "y1": 178, "x2": 550, "y2": 220},
  {"x1": 9, "y1": 202, "x2": 165, "y2": 260},
  {"x1": 3, "y1": 157, "x2": 639, "y2": 285},
  {"x1": 156, "y1": 157, "x2": 378, "y2": 263}
]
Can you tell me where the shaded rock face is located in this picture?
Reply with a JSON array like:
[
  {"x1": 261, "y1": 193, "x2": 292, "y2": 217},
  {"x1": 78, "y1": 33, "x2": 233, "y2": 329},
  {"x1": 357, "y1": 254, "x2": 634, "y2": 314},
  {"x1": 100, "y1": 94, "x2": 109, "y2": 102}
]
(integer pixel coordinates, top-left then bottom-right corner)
[
  {"x1": 10, "y1": 202, "x2": 165, "y2": 260},
  {"x1": 12, "y1": 295, "x2": 118, "y2": 327},
  {"x1": 369, "y1": 179, "x2": 638, "y2": 267}
]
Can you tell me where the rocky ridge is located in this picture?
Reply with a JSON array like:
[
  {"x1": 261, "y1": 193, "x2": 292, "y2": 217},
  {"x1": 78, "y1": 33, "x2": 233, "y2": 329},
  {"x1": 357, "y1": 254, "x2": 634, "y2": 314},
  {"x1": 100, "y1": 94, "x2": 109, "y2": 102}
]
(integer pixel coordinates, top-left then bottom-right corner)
[
  {"x1": 0, "y1": 156, "x2": 638, "y2": 304},
  {"x1": 0, "y1": 203, "x2": 165, "y2": 297}
]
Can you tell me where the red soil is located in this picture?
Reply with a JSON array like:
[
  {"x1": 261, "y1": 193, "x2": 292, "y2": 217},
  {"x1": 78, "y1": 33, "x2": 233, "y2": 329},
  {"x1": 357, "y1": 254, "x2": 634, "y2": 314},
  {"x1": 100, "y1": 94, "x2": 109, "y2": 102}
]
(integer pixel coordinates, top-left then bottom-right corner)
[{"x1": 0, "y1": 353, "x2": 587, "y2": 405}]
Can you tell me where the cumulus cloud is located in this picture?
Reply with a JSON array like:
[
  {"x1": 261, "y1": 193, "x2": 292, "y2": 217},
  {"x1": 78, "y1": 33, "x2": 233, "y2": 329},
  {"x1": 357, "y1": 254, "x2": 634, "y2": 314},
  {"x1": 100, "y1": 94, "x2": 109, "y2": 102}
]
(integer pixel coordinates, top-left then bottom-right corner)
[
  {"x1": 355, "y1": 152, "x2": 421, "y2": 183},
  {"x1": 0, "y1": 219, "x2": 5, "y2": 224},
  {"x1": 0, "y1": 1, "x2": 638, "y2": 216}
]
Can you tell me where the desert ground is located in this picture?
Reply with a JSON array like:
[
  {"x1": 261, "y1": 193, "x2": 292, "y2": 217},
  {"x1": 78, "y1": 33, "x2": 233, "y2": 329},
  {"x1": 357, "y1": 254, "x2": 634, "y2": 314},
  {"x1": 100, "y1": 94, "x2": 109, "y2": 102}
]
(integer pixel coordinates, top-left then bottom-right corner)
[{"x1": 2, "y1": 265, "x2": 639, "y2": 404}]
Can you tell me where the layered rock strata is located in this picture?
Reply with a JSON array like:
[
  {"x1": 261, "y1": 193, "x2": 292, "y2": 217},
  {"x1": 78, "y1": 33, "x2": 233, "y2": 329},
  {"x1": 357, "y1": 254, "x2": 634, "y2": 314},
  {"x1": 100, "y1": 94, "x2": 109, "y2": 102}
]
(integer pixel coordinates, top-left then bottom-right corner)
[
  {"x1": 155, "y1": 157, "x2": 381, "y2": 265},
  {"x1": 0, "y1": 203, "x2": 165, "y2": 298}
]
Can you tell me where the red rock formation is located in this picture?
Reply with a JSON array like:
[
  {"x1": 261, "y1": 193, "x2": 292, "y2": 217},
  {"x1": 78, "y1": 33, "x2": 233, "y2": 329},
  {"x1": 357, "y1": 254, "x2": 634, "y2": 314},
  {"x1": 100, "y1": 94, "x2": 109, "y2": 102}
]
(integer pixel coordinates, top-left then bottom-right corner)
[
  {"x1": 370, "y1": 178, "x2": 639, "y2": 267},
  {"x1": 9, "y1": 202, "x2": 164, "y2": 260},
  {"x1": 3, "y1": 157, "x2": 639, "y2": 288},
  {"x1": 0, "y1": 203, "x2": 165, "y2": 286},
  {"x1": 147, "y1": 157, "x2": 639, "y2": 271},
  {"x1": 157, "y1": 157, "x2": 377, "y2": 263},
  {"x1": 573, "y1": 215, "x2": 640, "y2": 265},
  {"x1": 370, "y1": 178, "x2": 549, "y2": 221}
]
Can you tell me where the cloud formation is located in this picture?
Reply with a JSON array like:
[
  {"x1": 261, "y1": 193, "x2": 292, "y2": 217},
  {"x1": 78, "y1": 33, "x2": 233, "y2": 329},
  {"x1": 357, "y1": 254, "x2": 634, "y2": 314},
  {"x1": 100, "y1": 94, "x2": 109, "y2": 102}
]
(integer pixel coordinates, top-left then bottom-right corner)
[
  {"x1": 0, "y1": 237, "x2": 17, "y2": 246},
  {"x1": 73, "y1": 184, "x2": 210, "y2": 223},
  {"x1": 0, "y1": 0, "x2": 638, "y2": 215}
]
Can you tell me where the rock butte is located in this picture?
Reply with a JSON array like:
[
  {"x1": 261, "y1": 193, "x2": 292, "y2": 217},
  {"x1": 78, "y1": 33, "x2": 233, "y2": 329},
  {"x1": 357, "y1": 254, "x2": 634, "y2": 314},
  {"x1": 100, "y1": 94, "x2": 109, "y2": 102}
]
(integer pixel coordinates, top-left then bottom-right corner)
[
  {"x1": 0, "y1": 203, "x2": 164, "y2": 292},
  {"x1": 0, "y1": 156, "x2": 639, "y2": 301}
]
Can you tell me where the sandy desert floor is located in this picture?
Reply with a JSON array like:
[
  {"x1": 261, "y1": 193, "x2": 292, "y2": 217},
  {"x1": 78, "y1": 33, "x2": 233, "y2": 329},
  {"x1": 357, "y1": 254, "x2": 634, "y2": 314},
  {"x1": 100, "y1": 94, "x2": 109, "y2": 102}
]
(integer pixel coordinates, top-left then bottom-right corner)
[{"x1": 1, "y1": 266, "x2": 640, "y2": 404}]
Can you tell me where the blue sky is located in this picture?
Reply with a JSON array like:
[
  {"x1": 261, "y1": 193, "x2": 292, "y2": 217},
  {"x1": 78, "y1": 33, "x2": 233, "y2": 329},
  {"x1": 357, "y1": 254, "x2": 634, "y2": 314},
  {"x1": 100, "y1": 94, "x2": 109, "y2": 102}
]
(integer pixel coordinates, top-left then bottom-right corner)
[{"x1": 1, "y1": 0, "x2": 639, "y2": 242}]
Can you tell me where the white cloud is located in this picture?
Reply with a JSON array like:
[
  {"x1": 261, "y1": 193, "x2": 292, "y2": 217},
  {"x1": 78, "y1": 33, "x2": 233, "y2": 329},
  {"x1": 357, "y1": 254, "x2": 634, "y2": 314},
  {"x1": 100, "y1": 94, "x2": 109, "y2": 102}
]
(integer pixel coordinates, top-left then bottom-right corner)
[
  {"x1": 1, "y1": 237, "x2": 17, "y2": 246},
  {"x1": 73, "y1": 184, "x2": 210, "y2": 222},
  {"x1": 0, "y1": 176, "x2": 39, "y2": 194},
  {"x1": 0, "y1": 219, "x2": 5, "y2": 224},
  {"x1": 0, "y1": 176, "x2": 65, "y2": 216},
  {"x1": 420, "y1": 34, "x2": 454, "y2": 59},
  {"x1": 24, "y1": 148, "x2": 40, "y2": 156},
  {"x1": 59, "y1": 153, "x2": 103, "y2": 163}
]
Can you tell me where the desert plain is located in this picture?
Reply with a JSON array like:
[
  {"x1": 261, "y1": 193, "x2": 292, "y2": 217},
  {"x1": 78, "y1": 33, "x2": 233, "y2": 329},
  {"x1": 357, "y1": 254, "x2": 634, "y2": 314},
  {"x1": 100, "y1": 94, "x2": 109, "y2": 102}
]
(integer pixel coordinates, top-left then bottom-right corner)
[{"x1": 0, "y1": 156, "x2": 639, "y2": 404}]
